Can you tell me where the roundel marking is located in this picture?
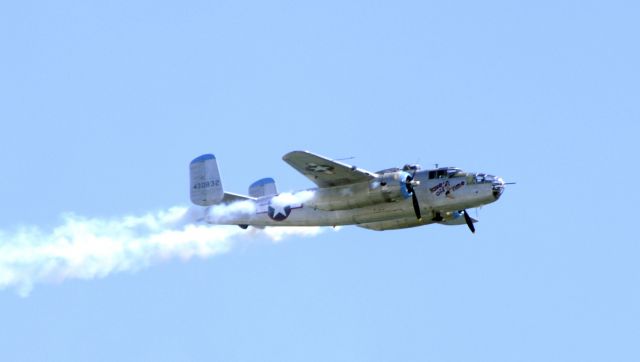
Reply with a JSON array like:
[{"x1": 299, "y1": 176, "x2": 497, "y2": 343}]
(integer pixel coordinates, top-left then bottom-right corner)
[
  {"x1": 305, "y1": 163, "x2": 335, "y2": 174},
  {"x1": 268, "y1": 204, "x2": 292, "y2": 221}
]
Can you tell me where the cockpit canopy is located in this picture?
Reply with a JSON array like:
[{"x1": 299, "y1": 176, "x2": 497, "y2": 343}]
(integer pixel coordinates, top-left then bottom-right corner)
[
  {"x1": 402, "y1": 164, "x2": 420, "y2": 172},
  {"x1": 376, "y1": 164, "x2": 421, "y2": 174},
  {"x1": 425, "y1": 168, "x2": 499, "y2": 186},
  {"x1": 427, "y1": 167, "x2": 465, "y2": 179},
  {"x1": 474, "y1": 173, "x2": 501, "y2": 184}
]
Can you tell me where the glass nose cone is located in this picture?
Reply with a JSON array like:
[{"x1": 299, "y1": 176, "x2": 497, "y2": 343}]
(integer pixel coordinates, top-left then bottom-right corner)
[{"x1": 492, "y1": 177, "x2": 505, "y2": 199}]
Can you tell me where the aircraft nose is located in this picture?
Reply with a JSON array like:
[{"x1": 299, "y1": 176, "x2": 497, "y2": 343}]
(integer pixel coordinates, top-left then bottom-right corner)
[{"x1": 492, "y1": 176, "x2": 505, "y2": 199}]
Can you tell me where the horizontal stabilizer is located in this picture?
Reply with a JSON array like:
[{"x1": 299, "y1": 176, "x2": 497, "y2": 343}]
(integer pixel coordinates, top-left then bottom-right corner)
[{"x1": 222, "y1": 192, "x2": 255, "y2": 204}]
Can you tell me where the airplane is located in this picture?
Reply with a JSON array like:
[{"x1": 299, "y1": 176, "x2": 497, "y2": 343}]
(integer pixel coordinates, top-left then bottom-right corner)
[{"x1": 189, "y1": 151, "x2": 510, "y2": 232}]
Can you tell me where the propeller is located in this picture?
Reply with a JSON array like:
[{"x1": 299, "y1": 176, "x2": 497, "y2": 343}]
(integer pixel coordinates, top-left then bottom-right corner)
[
  {"x1": 405, "y1": 172, "x2": 422, "y2": 220},
  {"x1": 462, "y1": 209, "x2": 476, "y2": 233}
]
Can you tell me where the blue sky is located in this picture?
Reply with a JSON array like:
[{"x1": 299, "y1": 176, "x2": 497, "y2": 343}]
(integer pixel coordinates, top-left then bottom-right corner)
[{"x1": 1, "y1": 1, "x2": 638, "y2": 361}]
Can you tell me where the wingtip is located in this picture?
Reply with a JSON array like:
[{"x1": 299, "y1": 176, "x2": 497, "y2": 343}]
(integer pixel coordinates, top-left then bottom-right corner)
[{"x1": 282, "y1": 150, "x2": 309, "y2": 161}]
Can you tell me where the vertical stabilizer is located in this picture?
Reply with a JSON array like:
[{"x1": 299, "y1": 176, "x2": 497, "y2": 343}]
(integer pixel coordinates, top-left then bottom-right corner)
[
  {"x1": 190, "y1": 154, "x2": 224, "y2": 206},
  {"x1": 249, "y1": 178, "x2": 278, "y2": 198}
]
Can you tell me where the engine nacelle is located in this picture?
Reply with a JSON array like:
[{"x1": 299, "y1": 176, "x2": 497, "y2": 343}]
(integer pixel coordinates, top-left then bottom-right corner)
[
  {"x1": 437, "y1": 211, "x2": 476, "y2": 226},
  {"x1": 307, "y1": 171, "x2": 413, "y2": 211},
  {"x1": 437, "y1": 211, "x2": 466, "y2": 225},
  {"x1": 358, "y1": 211, "x2": 474, "y2": 231},
  {"x1": 357, "y1": 217, "x2": 425, "y2": 231}
]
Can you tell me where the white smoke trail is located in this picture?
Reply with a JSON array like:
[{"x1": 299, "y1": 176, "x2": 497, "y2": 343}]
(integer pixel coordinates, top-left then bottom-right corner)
[
  {"x1": 269, "y1": 190, "x2": 315, "y2": 207},
  {"x1": 0, "y1": 204, "x2": 323, "y2": 297},
  {"x1": 208, "y1": 200, "x2": 257, "y2": 224}
]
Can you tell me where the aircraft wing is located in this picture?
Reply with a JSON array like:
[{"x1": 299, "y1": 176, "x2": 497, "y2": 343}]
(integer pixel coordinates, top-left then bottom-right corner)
[{"x1": 283, "y1": 150, "x2": 378, "y2": 188}]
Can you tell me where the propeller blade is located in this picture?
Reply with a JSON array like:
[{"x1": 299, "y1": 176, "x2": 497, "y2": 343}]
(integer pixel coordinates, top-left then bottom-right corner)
[
  {"x1": 463, "y1": 209, "x2": 476, "y2": 233},
  {"x1": 406, "y1": 172, "x2": 421, "y2": 220},
  {"x1": 411, "y1": 192, "x2": 422, "y2": 220}
]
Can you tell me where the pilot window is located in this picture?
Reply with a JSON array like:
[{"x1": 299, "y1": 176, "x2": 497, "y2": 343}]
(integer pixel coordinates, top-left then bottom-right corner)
[{"x1": 428, "y1": 170, "x2": 449, "y2": 179}]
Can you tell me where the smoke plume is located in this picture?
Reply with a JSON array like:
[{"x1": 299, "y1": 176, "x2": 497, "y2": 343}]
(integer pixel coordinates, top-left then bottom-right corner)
[{"x1": 0, "y1": 203, "x2": 323, "y2": 297}]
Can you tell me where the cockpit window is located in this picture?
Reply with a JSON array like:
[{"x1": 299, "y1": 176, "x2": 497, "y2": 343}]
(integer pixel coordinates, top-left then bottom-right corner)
[
  {"x1": 448, "y1": 168, "x2": 464, "y2": 177},
  {"x1": 428, "y1": 168, "x2": 464, "y2": 179}
]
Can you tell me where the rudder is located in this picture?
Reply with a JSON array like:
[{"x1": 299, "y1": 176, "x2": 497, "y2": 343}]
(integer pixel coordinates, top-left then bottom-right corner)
[{"x1": 190, "y1": 154, "x2": 224, "y2": 206}]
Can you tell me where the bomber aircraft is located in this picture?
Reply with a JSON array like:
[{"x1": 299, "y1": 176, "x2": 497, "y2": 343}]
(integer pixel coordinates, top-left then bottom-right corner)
[{"x1": 190, "y1": 151, "x2": 509, "y2": 232}]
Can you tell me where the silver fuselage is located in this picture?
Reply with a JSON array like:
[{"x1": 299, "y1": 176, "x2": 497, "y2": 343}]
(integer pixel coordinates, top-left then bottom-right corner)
[{"x1": 205, "y1": 170, "x2": 505, "y2": 230}]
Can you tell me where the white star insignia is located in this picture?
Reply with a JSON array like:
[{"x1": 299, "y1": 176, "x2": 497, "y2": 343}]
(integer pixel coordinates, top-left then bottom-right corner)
[
  {"x1": 306, "y1": 163, "x2": 335, "y2": 174},
  {"x1": 271, "y1": 204, "x2": 288, "y2": 218}
]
